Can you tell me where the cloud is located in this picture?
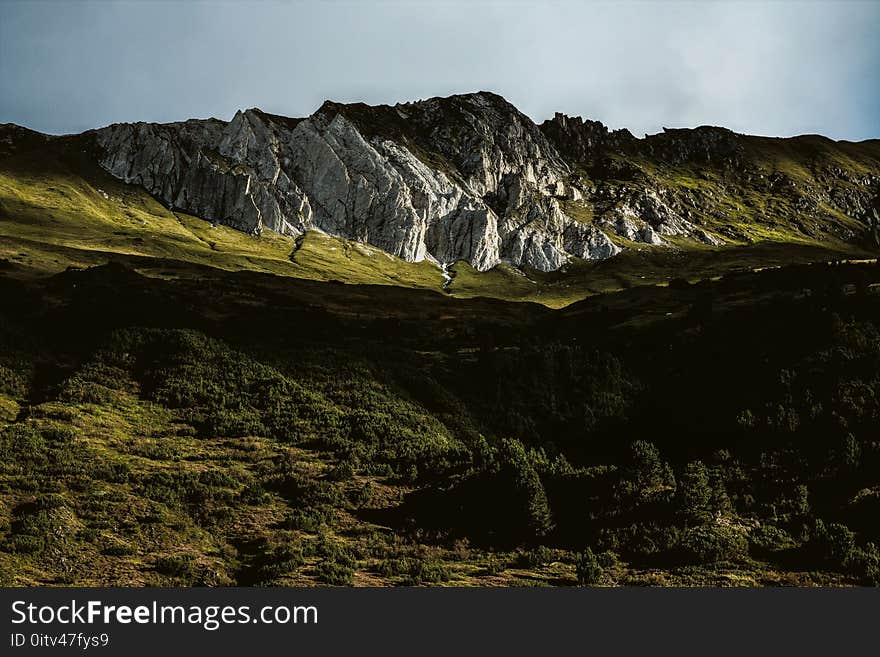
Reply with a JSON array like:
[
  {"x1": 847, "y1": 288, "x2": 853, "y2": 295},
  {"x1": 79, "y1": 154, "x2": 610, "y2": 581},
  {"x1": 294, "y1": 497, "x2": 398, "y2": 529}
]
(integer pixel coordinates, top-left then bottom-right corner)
[{"x1": 1, "y1": 0, "x2": 877, "y2": 140}]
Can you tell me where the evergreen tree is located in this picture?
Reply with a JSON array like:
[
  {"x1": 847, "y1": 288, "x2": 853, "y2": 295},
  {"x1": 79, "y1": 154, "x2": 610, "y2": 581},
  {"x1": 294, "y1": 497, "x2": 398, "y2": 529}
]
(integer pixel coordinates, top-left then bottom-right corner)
[
  {"x1": 709, "y1": 468, "x2": 732, "y2": 517},
  {"x1": 679, "y1": 461, "x2": 713, "y2": 525},
  {"x1": 498, "y1": 438, "x2": 554, "y2": 538},
  {"x1": 575, "y1": 548, "x2": 603, "y2": 586}
]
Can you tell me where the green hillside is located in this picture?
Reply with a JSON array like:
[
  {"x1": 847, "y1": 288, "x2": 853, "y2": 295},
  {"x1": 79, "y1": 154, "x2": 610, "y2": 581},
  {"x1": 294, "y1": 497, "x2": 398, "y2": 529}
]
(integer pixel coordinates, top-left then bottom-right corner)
[
  {"x1": 1, "y1": 126, "x2": 875, "y2": 309},
  {"x1": 2, "y1": 255, "x2": 880, "y2": 586},
  {"x1": 0, "y1": 129, "x2": 443, "y2": 291}
]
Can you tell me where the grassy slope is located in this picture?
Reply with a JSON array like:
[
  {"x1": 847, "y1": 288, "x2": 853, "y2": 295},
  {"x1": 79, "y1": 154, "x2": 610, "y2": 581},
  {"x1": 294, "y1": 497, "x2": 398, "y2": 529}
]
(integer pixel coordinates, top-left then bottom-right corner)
[
  {"x1": 1, "y1": 384, "x2": 587, "y2": 587},
  {"x1": 0, "y1": 134, "x2": 444, "y2": 291},
  {"x1": 450, "y1": 240, "x2": 874, "y2": 308},
  {"x1": 4, "y1": 390, "x2": 825, "y2": 588},
  {"x1": 0, "y1": 126, "x2": 876, "y2": 311}
]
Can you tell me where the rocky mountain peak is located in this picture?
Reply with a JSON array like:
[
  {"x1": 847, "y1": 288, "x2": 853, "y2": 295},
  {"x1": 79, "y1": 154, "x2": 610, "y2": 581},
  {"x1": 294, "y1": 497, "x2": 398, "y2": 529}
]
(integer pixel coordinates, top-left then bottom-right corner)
[
  {"x1": 540, "y1": 112, "x2": 637, "y2": 161},
  {"x1": 85, "y1": 92, "x2": 880, "y2": 274},
  {"x1": 642, "y1": 125, "x2": 744, "y2": 165}
]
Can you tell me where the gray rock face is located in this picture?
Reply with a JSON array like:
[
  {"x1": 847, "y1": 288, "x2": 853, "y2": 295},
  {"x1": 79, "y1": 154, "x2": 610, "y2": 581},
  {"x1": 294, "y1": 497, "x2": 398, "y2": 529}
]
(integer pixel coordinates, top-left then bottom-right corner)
[
  {"x1": 612, "y1": 190, "x2": 724, "y2": 246},
  {"x1": 605, "y1": 214, "x2": 665, "y2": 246},
  {"x1": 540, "y1": 112, "x2": 637, "y2": 162},
  {"x1": 93, "y1": 93, "x2": 621, "y2": 272},
  {"x1": 92, "y1": 91, "x2": 878, "y2": 272}
]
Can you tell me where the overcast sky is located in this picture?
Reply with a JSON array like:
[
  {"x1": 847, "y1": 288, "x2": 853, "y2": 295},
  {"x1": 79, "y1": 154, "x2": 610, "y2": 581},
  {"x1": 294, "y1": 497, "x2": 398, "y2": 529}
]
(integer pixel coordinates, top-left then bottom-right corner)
[{"x1": 1, "y1": 0, "x2": 878, "y2": 140}]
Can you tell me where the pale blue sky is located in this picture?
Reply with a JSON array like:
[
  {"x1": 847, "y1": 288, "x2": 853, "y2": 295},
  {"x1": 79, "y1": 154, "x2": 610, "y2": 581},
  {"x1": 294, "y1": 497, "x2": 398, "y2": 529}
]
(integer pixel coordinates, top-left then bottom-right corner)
[{"x1": 1, "y1": 0, "x2": 878, "y2": 140}]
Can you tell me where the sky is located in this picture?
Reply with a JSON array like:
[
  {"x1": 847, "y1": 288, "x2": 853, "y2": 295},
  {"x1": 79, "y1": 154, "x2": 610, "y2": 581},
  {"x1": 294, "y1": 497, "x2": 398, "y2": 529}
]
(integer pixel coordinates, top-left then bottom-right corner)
[{"x1": 1, "y1": 0, "x2": 879, "y2": 141}]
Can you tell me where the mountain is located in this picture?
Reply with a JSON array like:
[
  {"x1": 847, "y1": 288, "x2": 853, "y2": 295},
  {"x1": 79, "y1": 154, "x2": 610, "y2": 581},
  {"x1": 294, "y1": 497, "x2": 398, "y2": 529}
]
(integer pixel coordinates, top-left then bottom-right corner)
[
  {"x1": 1, "y1": 92, "x2": 879, "y2": 305},
  {"x1": 92, "y1": 92, "x2": 619, "y2": 272},
  {"x1": 90, "y1": 92, "x2": 880, "y2": 269},
  {"x1": 4, "y1": 94, "x2": 880, "y2": 588}
]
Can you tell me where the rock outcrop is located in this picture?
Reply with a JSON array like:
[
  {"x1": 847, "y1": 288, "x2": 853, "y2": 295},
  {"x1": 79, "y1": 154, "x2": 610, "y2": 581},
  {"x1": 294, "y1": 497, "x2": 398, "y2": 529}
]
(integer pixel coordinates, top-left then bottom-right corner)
[
  {"x1": 94, "y1": 93, "x2": 617, "y2": 271},
  {"x1": 90, "y1": 92, "x2": 880, "y2": 272},
  {"x1": 540, "y1": 113, "x2": 880, "y2": 250}
]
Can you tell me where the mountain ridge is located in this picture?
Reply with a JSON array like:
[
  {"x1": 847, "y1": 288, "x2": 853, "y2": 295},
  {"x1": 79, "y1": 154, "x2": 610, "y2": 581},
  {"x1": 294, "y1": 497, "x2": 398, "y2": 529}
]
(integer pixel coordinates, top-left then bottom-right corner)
[{"x1": 2, "y1": 91, "x2": 879, "y2": 280}]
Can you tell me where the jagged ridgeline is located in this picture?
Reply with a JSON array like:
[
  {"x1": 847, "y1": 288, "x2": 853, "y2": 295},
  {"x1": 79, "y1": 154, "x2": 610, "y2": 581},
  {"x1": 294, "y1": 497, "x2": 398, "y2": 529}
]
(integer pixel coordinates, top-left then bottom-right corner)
[
  {"x1": 93, "y1": 93, "x2": 621, "y2": 272},
  {"x1": 91, "y1": 92, "x2": 880, "y2": 268},
  {"x1": 1, "y1": 91, "x2": 879, "y2": 296}
]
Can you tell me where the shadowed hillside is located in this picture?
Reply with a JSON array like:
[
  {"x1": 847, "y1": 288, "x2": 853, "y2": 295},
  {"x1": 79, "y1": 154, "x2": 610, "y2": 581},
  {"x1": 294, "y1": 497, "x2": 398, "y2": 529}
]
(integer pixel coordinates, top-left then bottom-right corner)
[{"x1": 1, "y1": 257, "x2": 879, "y2": 586}]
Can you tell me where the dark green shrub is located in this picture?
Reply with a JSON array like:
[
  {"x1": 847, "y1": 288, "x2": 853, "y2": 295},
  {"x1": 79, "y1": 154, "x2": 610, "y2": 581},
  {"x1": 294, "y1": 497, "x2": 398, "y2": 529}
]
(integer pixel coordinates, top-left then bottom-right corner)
[
  {"x1": 329, "y1": 459, "x2": 357, "y2": 481},
  {"x1": 521, "y1": 545, "x2": 553, "y2": 568},
  {"x1": 5, "y1": 495, "x2": 72, "y2": 555},
  {"x1": 678, "y1": 461, "x2": 713, "y2": 525},
  {"x1": 405, "y1": 559, "x2": 449, "y2": 585},
  {"x1": 811, "y1": 520, "x2": 856, "y2": 567},
  {"x1": 748, "y1": 524, "x2": 796, "y2": 555},
  {"x1": 155, "y1": 554, "x2": 197, "y2": 579},
  {"x1": 597, "y1": 550, "x2": 620, "y2": 570},
  {"x1": 377, "y1": 557, "x2": 450, "y2": 585},
  {"x1": 597, "y1": 523, "x2": 680, "y2": 559},
  {"x1": 0, "y1": 423, "x2": 47, "y2": 469},
  {"x1": 7, "y1": 534, "x2": 44, "y2": 554},
  {"x1": 482, "y1": 555, "x2": 507, "y2": 576},
  {"x1": 0, "y1": 364, "x2": 28, "y2": 397},
  {"x1": 239, "y1": 483, "x2": 268, "y2": 505},
  {"x1": 850, "y1": 543, "x2": 880, "y2": 586},
  {"x1": 97, "y1": 462, "x2": 131, "y2": 484},
  {"x1": 575, "y1": 548, "x2": 603, "y2": 585},
  {"x1": 350, "y1": 482, "x2": 373, "y2": 508},
  {"x1": 256, "y1": 544, "x2": 306, "y2": 582},
  {"x1": 618, "y1": 440, "x2": 675, "y2": 501},
  {"x1": 491, "y1": 438, "x2": 554, "y2": 538},
  {"x1": 376, "y1": 557, "x2": 409, "y2": 578},
  {"x1": 103, "y1": 543, "x2": 137, "y2": 556},
  {"x1": 316, "y1": 551, "x2": 355, "y2": 586},
  {"x1": 284, "y1": 506, "x2": 335, "y2": 532},
  {"x1": 680, "y1": 526, "x2": 747, "y2": 563}
]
